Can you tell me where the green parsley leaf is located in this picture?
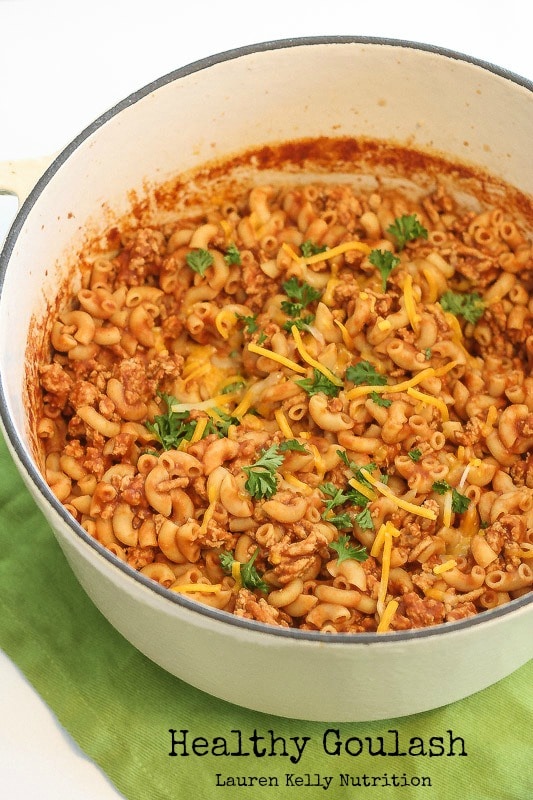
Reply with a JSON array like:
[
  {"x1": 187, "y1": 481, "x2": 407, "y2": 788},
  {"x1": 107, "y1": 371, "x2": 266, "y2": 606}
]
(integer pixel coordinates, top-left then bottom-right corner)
[
  {"x1": 369, "y1": 391, "x2": 392, "y2": 408},
  {"x1": 242, "y1": 444, "x2": 284, "y2": 500},
  {"x1": 354, "y1": 506, "x2": 374, "y2": 531},
  {"x1": 257, "y1": 331, "x2": 267, "y2": 345},
  {"x1": 346, "y1": 360, "x2": 387, "y2": 387},
  {"x1": 236, "y1": 313, "x2": 258, "y2": 334},
  {"x1": 219, "y1": 548, "x2": 269, "y2": 593},
  {"x1": 301, "y1": 240, "x2": 328, "y2": 258},
  {"x1": 281, "y1": 277, "x2": 322, "y2": 308},
  {"x1": 329, "y1": 535, "x2": 368, "y2": 564},
  {"x1": 368, "y1": 249, "x2": 400, "y2": 291},
  {"x1": 296, "y1": 368, "x2": 341, "y2": 397},
  {"x1": 282, "y1": 313, "x2": 314, "y2": 332},
  {"x1": 145, "y1": 393, "x2": 215, "y2": 450},
  {"x1": 440, "y1": 291, "x2": 485, "y2": 325},
  {"x1": 432, "y1": 479, "x2": 451, "y2": 495},
  {"x1": 186, "y1": 248, "x2": 214, "y2": 276},
  {"x1": 327, "y1": 511, "x2": 354, "y2": 530},
  {"x1": 451, "y1": 488, "x2": 471, "y2": 514},
  {"x1": 224, "y1": 243, "x2": 241, "y2": 265},
  {"x1": 210, "y1": 408, "x2": 240, "y2": 437},
  {"x1": 424, "y1": 347, "x2": 432, "y2": 360},
  {"x1": 387, "y1": 214, "x2": 428, "y2": 250},
  {"x1": 408, "y1": 448, "x2": 423, "y2": 462},
  {"x1": 279, "y1": 439, "x2": 308, "y2": 453}
]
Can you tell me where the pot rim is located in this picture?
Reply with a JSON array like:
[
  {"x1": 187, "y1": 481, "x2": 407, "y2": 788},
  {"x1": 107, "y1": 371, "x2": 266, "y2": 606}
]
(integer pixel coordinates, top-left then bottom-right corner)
[{"x1": 1, "y1": 35, "x2": 532, "y2": 646}]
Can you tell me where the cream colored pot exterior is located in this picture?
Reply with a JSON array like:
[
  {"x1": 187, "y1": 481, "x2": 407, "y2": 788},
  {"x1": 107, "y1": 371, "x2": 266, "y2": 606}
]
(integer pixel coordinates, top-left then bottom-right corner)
[{"x1": 1, "y1": 38, "x2": 532, "y2": 722}]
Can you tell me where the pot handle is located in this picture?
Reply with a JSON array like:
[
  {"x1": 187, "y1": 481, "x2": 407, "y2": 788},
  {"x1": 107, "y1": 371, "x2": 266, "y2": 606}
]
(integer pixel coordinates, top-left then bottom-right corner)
[{"x1": 0, "y1": 155, "x2": 55, "y2": 205}]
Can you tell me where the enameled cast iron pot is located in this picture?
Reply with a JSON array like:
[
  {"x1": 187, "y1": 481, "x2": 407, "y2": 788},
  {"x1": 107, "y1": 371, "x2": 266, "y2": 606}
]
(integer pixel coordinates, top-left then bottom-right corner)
[{"x1": 0, "y1": 37, "x2": 532, "y2": 722}]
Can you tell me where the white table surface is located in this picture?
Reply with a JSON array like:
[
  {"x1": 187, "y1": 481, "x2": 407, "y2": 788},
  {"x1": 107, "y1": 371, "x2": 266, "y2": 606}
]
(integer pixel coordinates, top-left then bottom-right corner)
[{"x1": 0, "y1": 2, "x2": 531, "y2": 797}]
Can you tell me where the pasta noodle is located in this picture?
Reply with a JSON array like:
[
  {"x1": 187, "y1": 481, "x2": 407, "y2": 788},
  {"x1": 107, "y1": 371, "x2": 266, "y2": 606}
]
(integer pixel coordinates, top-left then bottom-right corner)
[{"x1": 35, "y1": 137, "x2": 533, "y2": 634}]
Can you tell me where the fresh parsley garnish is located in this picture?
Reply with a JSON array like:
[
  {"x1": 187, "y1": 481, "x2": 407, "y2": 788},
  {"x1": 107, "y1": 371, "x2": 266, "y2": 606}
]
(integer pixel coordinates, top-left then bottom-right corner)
[
  {"x1": 354, "y1": 506, "x2": 374, "y2": 531},
  {"x1": 430, "y1": 479, "x2": 471, "y2": 514},
  {"x1": 346, "y1": 360, "x2": 387, "y2": 387},
  {"x1": 319, "y1": 479, "x2": 374, "y2": 531},
  {"x1": 440, "y1": 291, "x2": 485, "y2": 325},
  {"x1": 219, "y1": 548, "x2": 269, "y2": 593},
  {"x1": 145, "y1": 393, "x2": 215, "y2": 450},
  {"x1": 451, "y1": 489, "x2": 471, "y2": 514},
  {"x1": 236, "y1": 313, "x2": 259, "y2": 334},
  {"x1": 279, "y1": 439, "x2": 308, "y2": 453},
  {"x1": 186, "y1": 248, "x2": 214, "y2": 276},
  {"x1": 368, "y1": 249, "x2": 400, "y2": 291},
  {"x1": 282, "y1": 313, "x2": 314, "y2": 332},
  {"x1": 242, "y1": 444, "x2": 284, "y2": 500},
  {"x1": 387, "y1": 214, "x2": 428, "y2": 250},
  {"x1": 408, "y1": 448, "x2": 422, "y2": 462},
  {"x1": 281, "y1": 277, "x2": 322, "y2": 318},
  {"x1": 432, "y1": 479, "x2": 451, "y2": 495},
  {"x1": 369, "y1": 391, "x2": 391, "y2": 407},
  {"x1": 296, "y1": 368, "x2": 341, "y2": 397},
  {"x1": 224, "y1": 243, "x2": 241, "y2": 265},
  {"x1": 301, "y1": 240, "x2": 328, "y2": 258},
  {"x1": 329, "y1": 535, "x2": 368, "y2": 564}
]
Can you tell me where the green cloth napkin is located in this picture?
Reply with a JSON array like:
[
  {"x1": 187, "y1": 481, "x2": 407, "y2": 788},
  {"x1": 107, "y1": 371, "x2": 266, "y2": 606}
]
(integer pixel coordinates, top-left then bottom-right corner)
[{"x1": 0, "y1": 430, "x2": 531, "y2": 800}]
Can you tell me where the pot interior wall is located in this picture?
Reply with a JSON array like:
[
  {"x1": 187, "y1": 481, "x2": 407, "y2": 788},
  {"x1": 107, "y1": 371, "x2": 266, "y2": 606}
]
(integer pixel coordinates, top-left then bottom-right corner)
[{"x1": 1, "y1": 38, "x2": 532, "y2": 464}]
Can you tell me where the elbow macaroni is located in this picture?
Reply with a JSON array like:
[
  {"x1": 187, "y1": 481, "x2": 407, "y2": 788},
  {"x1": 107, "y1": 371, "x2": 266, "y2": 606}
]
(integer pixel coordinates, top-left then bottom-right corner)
[{"x1": 35, "y1": 138, "x2": 533, "y2": 633}]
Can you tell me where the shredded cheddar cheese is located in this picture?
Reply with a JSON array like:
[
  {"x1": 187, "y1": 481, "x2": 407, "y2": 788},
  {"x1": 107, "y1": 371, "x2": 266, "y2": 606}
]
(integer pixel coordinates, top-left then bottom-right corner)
[
  {"x1": 188, "y1": 416, "x2": 210, "y2": 444},
  {"x1": 433, "y1": 559, "x2": 457, "y2": 575},
  {"x1": 290, "y1": 326, "x2": 343, "y2": 386},
  {"x1": 348, "y1": 476, "x2": 376, "y2": 503},
  {"x1": 274, "y1": 408, "x2": 295, "y2": 439},
  {"x1": 172, "y1": 583, "x2": 222, "y2": 594},
  {"x1": 247, "y1": 341, "x2": 307, "y2": 375},
  {"x1": 361, "y1": 470, "x2": 438, "y2": 521},
  {"x1": 231, "y1": 560, "x2": 243, "y2": 590},
  {"x1": 406, "y1": 386, "x2": 449, "y2": 421},
  {"x1": 346, "y1": 361, "x2": 458, "y2": 401},
  {"x1": 282, "y1": 473, "x2": 313, "y2": 494},
  {"x1": 377, "y1": 599, "x2": 399, "y2": 632},
  {"x1": 333, "y1": 319, "x2": 354, "y2": 349}
]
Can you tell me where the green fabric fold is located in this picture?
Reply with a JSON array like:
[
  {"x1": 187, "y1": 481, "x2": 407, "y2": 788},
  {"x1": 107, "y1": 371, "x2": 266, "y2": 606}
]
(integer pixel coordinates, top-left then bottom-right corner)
[{"x1": 0, "y1": 431, "x2": 531, "y2": 800}]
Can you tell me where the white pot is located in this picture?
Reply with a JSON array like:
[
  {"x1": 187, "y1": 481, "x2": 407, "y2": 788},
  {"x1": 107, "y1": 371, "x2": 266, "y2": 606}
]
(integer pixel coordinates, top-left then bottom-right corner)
[{"x1": 0, "y1": 38, "x2": 531, "y2": 722}]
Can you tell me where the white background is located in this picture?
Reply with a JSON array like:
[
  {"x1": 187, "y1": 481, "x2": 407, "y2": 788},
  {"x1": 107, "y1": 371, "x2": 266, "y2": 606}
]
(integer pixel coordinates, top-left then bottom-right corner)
[{"x1": 0, "y1": 2, "x2": 531, "y2": 798}]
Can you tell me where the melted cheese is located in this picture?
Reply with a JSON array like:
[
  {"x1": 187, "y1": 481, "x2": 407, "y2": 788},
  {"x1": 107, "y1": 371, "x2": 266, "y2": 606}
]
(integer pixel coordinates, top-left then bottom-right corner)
[
  {"x1": 247, "y1": 342, "x2": 307, "y2": 375},
  {"x1": 361, "y1": 470, "x2": 438, "y2": 521},
  {"x1": 406, "y1": 386, "x2": 449, "y2": 421},
  {"x1": 214, "y1": 308, "x2": 238, "y2": 339},
  {"x1": 290, "y1": 326, "x2": 343, "y2": 386},
  {"x1": 322, "y1": 278, "x2": 342, "y2": 307},
  {"x1": 377, "y1": 599, "x2": 399, "y2": 632}
]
